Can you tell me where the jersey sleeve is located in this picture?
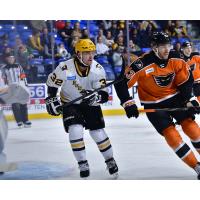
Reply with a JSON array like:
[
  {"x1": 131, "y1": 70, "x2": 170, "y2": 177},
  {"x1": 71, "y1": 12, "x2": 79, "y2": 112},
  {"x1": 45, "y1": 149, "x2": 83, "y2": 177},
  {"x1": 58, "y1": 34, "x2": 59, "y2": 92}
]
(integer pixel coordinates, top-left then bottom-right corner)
[
  {"x1": 174, "y1": 59, "x2": 191, "y2": 86},
  {"x1": 92, "y1": 65, "x2": 108, "y2": 93},
  {"x1": 175, "y1": 60, "x2": 194, "y2": 101},
  {"x1": 46, "y1": 62, "x2": 67, "y2": 88}
]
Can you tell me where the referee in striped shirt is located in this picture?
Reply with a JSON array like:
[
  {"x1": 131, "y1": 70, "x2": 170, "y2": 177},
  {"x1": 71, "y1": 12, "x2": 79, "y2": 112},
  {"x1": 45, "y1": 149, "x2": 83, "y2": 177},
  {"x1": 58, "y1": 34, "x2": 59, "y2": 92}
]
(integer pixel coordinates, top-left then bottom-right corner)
[{"x1": 2, "y1": 53, "x2": 31, "y2": 128}]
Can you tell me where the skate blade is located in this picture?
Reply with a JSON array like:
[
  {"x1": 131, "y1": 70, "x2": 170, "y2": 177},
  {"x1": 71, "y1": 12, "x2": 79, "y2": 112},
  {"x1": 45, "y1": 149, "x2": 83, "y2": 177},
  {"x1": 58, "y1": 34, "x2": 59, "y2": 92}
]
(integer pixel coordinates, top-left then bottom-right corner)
[
  {"x1": 112, "y1": 172, "x2": 119, "y2": 179},
  {"x1": 80, "y1": 176, "x2": 90, "y2": 180},
  {"x1": 24, "y1": 125, "x2": 31, "y2": 128},
  {"x1": 0, "y1": 162, "x2": 17, "y2": 173}
]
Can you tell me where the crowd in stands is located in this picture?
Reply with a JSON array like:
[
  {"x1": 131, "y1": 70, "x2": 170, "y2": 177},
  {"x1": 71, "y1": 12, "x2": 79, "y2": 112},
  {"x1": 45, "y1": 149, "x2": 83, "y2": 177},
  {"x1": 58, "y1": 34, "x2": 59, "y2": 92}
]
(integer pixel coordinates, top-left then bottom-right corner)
[{"x1": 0, "y1": 20, "x2": 200, "y2": 83}]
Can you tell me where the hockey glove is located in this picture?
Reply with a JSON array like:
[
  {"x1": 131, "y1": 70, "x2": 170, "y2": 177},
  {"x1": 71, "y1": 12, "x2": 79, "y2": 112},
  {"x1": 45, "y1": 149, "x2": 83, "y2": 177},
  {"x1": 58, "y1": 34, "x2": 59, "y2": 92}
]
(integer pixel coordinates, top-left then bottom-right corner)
[
  {"x1": 185, "y1": 97, "x2": 200, "y2": 115},
  {"x1": 122, "y1": 99, "x2": 139, "y2": 118},
  {"x1": 81, "y1": 90, "x2": 109, "y2": 106},
  {"x1": 45, "y1": 96, "x2": 62, "y2": 116}
]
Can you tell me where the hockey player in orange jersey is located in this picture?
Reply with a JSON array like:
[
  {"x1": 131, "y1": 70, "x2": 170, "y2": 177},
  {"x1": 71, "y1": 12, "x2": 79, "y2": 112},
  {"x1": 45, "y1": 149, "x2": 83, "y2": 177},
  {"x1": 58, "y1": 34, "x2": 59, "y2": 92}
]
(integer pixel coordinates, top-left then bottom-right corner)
[
  {"x1": 114, "y1": 32, "x2": 200, "y2": 179},
  {"x1": 180, "y1": 41, "x2": 200, "y2": 102}
]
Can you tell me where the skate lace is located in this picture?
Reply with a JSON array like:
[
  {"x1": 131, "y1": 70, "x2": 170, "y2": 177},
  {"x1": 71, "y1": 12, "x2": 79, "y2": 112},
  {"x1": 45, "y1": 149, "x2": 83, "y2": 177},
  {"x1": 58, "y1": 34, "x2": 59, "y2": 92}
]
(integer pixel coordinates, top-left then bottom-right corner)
[
  {"x1": 79, "y1": 163, "x2": 89, "y2": 171},
  {"x1": 106, "y1": 160, "x2": 116, "y2": 169}
]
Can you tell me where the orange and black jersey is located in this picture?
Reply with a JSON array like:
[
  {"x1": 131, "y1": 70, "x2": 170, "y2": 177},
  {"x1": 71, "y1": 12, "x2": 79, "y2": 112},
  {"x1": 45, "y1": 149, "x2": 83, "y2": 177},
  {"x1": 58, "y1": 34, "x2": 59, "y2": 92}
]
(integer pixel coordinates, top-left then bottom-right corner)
[
  {"x1": 114, "y1": 50, "x2": 194, "y2": 105},
  {"x1": 181, "y1": 52, "x2": 200, "y2": 83}
]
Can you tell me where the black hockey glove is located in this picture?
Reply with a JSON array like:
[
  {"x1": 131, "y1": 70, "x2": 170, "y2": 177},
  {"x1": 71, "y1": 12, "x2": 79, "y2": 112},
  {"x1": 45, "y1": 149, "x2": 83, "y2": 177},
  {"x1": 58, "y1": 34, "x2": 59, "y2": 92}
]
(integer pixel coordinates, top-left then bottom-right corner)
[
  {"x1": 184, "y1": 97, "x2": 200, "y2": 115},
  {"x1": 122, "y1": 99, "x2": 139, "y2": 118},
  {"x1": 81, "y1": 90, "x2": 109, "y2": 106},
  {"x1": 45, "y1": 96, "x2": 62, "y2": 116}
]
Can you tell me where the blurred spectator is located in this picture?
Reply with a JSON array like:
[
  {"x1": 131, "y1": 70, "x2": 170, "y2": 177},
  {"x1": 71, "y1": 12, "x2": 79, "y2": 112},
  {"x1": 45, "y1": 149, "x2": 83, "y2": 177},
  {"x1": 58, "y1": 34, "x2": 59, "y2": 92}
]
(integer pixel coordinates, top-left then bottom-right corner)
[
  {"x1": 58, "y1": 21, "x2": 72, "y2": 46},
  {"x1": 1, "y1": 47, "x2": 14, "y2": 64},
  {"x1": 14, "y1": 37, "x2": 24, "y2": 55},
  {"x1": 95, "y1": 28, "x2": 107, "y2": 44},
  {"x1": 71, "y1": 22, "x2": 82, "y2": 39},
  {"x1": 163, "y1": 20, "x2": 175, "y2": 36},
  {"x1": 70, "y1": 36, "x2": 80, "y2": 54},
  {"x1": 130, "y1": 29, "x2": 141, "y2": 46},
  {"x1": 118, "y1": 20, "x2": 125, "y2": 30},
  {"x1": 57, "y1": 43, "x2": 71, "y2": 60},
  {"x1": 173, "y1": 20, "x2": 188, "y2": 39},
  {"x1": 108, "y1": 21, "x2": 119, "y2": 39},
  {"x1": 135, "y1": 21, "x2": 157, "y2": 48},
  {"x1": 40, "y1": 27, "x2": 52, "y2": 58},
  {"x1": 117, "y1": 29, "x2": 124, "y2": 38},
  {"x1": 0, "y1": 34, "x2": 9, "y2": 51},
  {"x1": 105, "y1": 30, "x2": 114, "y2": 50},
  {"x1": 123, "y1": 50, "x2": 138, "y2": 65},
  {"x1": 82, "y1": 28, "x2": 89, "y2": 39},
  {"x1": 112, "y1": 46, "x2": 124, "y2": 67},
  {"x1": 174, "y1": 42, "x2": 181, "y2": 52},
  {"x1": 112, "y1": 35, "x2": 125, "y2": 52},
  {"x1": 28, "y1": 30, "x2": 44, "y2": 53},
  {"x1": 102, "y1": 20, "x2": 112, "y2": 30},
  {"x1": 30, "y1": 20, "x2": 47, "y2": 32},
  {"x1": 17, "y1": 44, "x2": 34, "y2": 81},
  {"x1": 2, "y1": 47, "x2": 13, "y2": 56},
  {"x1": 40, "y1": 28, "x2": 51, "y2": 46},
  {"x1": 96, "y1": 36, "x2": 109, "y2": 55},
  {"x1": 128, "y1": 40, "x2": 141, "y2": 53}
]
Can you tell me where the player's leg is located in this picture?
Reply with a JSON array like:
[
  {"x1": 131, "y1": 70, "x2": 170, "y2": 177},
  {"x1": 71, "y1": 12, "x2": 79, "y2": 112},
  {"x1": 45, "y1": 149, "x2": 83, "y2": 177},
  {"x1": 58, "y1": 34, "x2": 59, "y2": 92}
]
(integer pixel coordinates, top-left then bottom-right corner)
[
  {"x1": 146, "y1": 109, "x2": 200, "y2": 179},
  {"x1": 62, "y1": 104, "x2": 89, "y2": 178},
  {"x1": 11, "y1": 103, "x2": 23, "y2": 128},
  {"x1": 0, "y1": 110, "x2": 17, "y2": 173},
  {"x1": 89, "y1": 129, "x2": 118, "y2": 176},
  {"x1": 20, "y1": 104, "x2": 32, "y2": 128},
  {"x1": 0, "y1": 109, "x2": 8, "y2": 153},
  {"x1": 83, "y1": 105, "x2": 118, "y2": 176},
  {"x1": 180, "y1": 118, "x2": 200, "y2": 154}
]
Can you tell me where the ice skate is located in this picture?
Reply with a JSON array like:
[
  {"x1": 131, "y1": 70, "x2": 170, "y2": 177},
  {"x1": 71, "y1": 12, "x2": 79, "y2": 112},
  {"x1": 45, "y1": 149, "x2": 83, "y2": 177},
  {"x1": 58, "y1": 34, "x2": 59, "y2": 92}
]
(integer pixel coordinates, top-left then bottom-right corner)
[
  {"x1": 78, "y1": 160, "x2": 90, "y2": 178},
  {"x1": 105, "y1": 157, "x2": 119, "y2": 178}
]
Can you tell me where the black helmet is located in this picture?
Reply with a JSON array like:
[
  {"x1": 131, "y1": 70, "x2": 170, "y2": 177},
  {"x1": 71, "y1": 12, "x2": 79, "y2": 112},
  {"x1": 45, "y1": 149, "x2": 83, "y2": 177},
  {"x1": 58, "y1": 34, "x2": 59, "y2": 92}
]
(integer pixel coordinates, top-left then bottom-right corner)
[
  {"x1": 181, "y1": 41, "x2": 192, "y2": 48},
  {"x1": 151, "y1": 32, "x2": 171, "y2": 46}
]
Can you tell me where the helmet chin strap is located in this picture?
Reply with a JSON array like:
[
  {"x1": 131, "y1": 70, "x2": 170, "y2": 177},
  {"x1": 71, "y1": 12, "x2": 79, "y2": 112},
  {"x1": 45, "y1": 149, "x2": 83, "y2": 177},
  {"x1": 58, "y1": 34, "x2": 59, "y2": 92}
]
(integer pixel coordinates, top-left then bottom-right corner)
[{"x1": 77, "y1": 52, "x2": 90, "y2": 67}]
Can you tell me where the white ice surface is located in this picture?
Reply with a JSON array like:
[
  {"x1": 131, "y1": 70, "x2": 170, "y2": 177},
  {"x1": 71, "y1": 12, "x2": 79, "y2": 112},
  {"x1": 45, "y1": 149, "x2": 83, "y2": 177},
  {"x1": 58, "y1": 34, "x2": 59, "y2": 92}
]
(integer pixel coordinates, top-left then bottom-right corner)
[{"x1": 1, "y1": 114, "x2": 200, "y2": 180}]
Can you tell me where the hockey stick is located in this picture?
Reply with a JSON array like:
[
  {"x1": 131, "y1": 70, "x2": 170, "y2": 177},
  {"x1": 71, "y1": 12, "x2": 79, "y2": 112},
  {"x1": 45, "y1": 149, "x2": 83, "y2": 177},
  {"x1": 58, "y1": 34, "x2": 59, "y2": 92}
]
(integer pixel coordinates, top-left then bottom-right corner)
[
  {"x1": 61, "y1": 57, "x2": 126, "y2": 108},
  {"x1": 138, "y1": 107, "x2": 200, "y2": 113}
]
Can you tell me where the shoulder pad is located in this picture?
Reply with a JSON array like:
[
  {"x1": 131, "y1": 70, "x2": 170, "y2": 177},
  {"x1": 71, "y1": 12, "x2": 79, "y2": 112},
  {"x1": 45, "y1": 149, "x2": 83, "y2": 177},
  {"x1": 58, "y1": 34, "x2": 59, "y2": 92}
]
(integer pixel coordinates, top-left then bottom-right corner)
[
  {"x1": 130, "y1": 52, "x2": 153, "y2": 73},
  {"x1": 130, "y1": 58, "x2": 144, "y2": 73},
  {"x1": 59, "y1": 61, "x2": 68, "y2": 71}
]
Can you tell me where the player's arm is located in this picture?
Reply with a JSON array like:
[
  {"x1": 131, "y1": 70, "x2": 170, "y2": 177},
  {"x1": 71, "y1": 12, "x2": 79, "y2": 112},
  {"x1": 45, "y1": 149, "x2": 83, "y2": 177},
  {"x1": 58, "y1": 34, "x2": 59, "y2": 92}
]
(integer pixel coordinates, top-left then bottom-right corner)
[
  {"x1": 114, "y1": 60, "x2": 141, "y2": 119},
  {"x1": 45, "y1": 63, "x2": 67, "y2": 116},
  {"x1": 175, "y1": 60, "x2": 194, "y2": 102},
  {"x1": 81, "y1": 65, "x2": 109, "y2": 106},
  {"x1": 175, "y1": 60, "x2": 200, "y2": 114},
  {"x1": 193, "y1": 54, "x2": 200, "y2": 97}
]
